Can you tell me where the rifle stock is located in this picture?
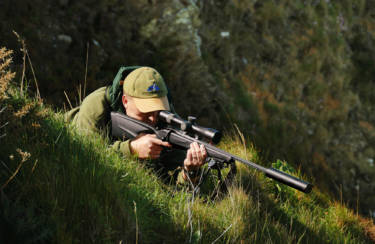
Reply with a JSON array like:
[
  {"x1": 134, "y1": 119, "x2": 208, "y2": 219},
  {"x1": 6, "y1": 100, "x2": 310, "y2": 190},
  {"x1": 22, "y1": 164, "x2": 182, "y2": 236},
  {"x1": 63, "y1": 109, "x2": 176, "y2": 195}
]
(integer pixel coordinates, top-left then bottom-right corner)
[{"x1": 111, "y1": 111, "x2": 313, "y2": 193}]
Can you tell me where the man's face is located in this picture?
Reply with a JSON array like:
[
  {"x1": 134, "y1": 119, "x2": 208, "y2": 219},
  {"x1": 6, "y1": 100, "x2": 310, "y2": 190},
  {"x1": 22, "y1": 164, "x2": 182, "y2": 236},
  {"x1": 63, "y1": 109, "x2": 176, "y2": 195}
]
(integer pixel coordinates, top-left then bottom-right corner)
[{"x1": 122, "y1": 95, "x2": 159, "y2": 126}]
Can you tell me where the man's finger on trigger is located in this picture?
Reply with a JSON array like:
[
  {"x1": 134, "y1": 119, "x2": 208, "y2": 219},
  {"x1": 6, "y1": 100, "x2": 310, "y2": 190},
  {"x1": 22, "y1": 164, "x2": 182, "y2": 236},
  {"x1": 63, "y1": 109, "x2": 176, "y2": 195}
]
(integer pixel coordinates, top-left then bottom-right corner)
[
  {"x1": 151, "y1": 137, "x2": 172, "y2": 147},
  {"x1": 160, "y1": 140, "x2": 172, "y2": 147}
]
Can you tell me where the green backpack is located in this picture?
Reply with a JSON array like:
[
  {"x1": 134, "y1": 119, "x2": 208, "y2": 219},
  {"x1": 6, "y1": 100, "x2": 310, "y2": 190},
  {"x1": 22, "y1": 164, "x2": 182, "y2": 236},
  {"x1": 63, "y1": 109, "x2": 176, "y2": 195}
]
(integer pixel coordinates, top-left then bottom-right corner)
[{"x1": 107, "y1": 66, "x2": 141, "y2": 112}]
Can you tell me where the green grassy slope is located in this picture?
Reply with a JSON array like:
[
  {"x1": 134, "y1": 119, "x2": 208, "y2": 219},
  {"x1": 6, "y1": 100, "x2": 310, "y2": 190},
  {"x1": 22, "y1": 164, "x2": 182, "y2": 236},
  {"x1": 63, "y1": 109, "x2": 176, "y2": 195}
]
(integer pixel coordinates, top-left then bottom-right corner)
[
  {"x1": 1, "y1": 48, "x2": 374, "y2": 243},
  {"x1": 1, "y1": 0, "x2": 375, "y2": 216}
]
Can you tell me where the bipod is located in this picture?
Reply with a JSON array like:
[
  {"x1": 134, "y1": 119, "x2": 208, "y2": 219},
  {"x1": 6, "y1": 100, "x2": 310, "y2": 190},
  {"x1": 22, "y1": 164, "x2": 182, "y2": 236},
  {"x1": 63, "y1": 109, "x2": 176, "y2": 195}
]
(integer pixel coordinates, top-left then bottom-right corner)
[{"x1": 193, "y1": 158, "x2": 237, "y2": 200}]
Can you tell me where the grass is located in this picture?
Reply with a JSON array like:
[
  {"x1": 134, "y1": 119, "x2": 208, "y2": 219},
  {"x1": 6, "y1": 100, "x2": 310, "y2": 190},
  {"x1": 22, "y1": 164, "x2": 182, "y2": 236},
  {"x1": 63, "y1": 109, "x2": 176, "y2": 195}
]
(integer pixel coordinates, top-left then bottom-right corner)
[
  {"x1": 1, "y1": 47, "x2": 374, "y2": 243},
  {"x1": 1, "y1": 100, "x2": 374, "y2": 243}
]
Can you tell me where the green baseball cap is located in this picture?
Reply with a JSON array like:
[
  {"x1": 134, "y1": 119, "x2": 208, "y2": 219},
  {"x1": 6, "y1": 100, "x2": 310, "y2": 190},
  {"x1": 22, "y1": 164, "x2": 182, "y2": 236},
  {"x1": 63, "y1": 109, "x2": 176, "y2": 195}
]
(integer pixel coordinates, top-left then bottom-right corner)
[{"x1": 123, "y1": 67, "x2": 170, "y2": 113}]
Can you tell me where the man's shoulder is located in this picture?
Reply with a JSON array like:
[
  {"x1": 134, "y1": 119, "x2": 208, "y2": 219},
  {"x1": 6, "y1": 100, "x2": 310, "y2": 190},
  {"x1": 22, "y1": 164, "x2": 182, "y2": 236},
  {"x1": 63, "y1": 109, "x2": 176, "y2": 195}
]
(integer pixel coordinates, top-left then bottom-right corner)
[
  {"x1": 73, "y1": 86, "x2": 112, "y2": 125},
  {"x1": 81, "y1": 86, "x2": 110, "y2": 111},
  {"x1": 64, "y1": 87, "x2": 109, "y2": 123},
  {"x1": 83, "y1": 86, "x2": 107, "y2": 102}
]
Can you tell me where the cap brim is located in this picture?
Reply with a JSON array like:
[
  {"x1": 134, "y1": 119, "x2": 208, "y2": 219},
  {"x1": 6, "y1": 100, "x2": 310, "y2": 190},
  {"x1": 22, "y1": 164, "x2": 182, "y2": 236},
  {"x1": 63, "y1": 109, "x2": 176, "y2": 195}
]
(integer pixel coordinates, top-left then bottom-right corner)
[{"x1": 133, "y1": 96, "x2": 170, "y2": 113}]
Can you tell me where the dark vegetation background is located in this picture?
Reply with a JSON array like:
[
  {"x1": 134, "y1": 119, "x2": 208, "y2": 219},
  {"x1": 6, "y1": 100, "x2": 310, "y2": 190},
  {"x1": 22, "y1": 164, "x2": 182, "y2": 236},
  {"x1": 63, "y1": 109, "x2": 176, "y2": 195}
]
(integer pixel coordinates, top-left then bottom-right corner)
[{"x1": 1, "y1": 0, "x2": 375, "y2": 218}]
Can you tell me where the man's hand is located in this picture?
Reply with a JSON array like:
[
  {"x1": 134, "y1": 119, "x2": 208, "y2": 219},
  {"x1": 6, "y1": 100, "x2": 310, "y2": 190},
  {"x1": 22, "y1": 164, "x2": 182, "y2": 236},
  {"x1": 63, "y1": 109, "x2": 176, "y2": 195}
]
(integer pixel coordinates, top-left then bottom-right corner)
[
  {"x1": 183, "y1": 142, "x2": 207, "y2": 172},
  {"x1": 130, "y1": 134, "x2": 171, "y2": 159}
]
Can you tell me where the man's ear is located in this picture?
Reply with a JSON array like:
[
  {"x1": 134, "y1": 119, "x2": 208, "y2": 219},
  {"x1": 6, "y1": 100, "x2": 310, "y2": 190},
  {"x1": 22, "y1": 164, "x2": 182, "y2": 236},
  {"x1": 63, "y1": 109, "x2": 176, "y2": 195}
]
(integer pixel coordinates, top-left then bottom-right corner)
[{"x1": 122, "y1": 95, "x2": 127, "y2": 109}]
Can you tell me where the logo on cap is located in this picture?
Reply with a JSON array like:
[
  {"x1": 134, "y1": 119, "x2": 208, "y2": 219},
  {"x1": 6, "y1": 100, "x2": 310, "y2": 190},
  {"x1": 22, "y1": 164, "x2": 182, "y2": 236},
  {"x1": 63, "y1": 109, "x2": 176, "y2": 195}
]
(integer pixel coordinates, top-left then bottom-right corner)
[{"x1": 147, "y1": 82, "x2": 161, "y2": 93}]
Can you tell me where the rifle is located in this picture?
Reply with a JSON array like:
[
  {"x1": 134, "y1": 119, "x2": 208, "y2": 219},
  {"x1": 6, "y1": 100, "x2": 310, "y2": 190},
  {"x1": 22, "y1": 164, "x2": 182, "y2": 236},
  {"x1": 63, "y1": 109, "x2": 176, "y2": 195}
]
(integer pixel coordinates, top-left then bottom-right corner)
[{"x1": 111, "y1": 111, "x2": 312, "y2": 193}]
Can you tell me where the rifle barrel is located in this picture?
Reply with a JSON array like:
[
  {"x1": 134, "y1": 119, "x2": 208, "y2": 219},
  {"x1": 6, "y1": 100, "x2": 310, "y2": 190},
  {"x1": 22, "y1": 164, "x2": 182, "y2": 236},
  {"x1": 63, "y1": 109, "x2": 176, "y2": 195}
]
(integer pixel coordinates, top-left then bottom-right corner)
[
  {"x1": 233, "y1": 155, "x2": 312, "y2": 193},
  {"x1": 204, "y1": 144, "x2": 312, "y2": 193}
]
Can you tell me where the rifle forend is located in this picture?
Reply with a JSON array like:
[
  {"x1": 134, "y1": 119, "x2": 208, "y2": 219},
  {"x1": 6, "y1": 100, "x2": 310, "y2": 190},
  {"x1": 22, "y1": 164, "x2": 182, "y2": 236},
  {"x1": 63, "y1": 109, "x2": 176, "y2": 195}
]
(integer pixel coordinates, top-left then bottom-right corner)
[{"x1": 111, "y1": 111, "x2": 313, "y2": 193}]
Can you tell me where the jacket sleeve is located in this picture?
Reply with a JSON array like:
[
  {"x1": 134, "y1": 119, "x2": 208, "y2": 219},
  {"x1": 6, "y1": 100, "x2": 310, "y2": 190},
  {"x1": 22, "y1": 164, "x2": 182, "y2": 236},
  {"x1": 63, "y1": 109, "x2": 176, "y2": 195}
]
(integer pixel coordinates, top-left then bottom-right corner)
[{"x1": 112, "y1": 139, "x2": 132, "y2": 156}]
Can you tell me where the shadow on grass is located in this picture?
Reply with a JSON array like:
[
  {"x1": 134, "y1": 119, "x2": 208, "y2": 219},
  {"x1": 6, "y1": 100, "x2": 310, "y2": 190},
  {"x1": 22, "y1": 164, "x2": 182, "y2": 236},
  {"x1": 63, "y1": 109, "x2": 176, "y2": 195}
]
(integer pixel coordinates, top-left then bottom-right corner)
[{"x1": 0, "y1": 115, "x2": 187, "y2": 243}]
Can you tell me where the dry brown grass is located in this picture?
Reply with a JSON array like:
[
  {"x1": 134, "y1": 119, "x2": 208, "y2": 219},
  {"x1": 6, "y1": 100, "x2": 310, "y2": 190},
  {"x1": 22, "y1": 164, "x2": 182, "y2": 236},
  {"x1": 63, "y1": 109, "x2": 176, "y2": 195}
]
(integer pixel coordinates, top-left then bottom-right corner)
[
  {"x1": 0, "y1": 47, "x2": 15, "y2": 141},
  {"x1": 358, "y1": 216, "x2": 375, "y2": 243},
  {"x1": 0, "y1": 47, "x2": 37, "y2": 191},
  {"x1": 0, "y1": 47, "x2": 15, "y2": 101}
]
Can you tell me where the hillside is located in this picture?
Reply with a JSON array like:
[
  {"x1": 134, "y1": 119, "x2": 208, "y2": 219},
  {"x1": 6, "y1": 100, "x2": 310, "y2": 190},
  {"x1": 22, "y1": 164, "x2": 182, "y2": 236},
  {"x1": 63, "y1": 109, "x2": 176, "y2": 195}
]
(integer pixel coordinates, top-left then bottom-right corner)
[
  {"x1": 1, "y1": 0, "x2": 375, "y2": 216},
  {"x1": 1, "y1": 47, "x2": 375, "y2": 243}
]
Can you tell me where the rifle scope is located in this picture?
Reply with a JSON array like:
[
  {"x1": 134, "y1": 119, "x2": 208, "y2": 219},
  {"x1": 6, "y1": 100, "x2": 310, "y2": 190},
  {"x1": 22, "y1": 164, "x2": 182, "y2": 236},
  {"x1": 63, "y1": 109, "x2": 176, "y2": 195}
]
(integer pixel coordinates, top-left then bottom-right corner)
[{"x1": 159, "y1": 111, "x2": 222, "y2": 144}]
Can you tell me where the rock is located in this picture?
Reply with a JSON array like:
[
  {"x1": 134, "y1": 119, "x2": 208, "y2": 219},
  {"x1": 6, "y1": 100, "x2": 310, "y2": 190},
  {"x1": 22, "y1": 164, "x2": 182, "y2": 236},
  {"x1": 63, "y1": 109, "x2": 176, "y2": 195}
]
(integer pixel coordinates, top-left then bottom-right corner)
[
  {"x1": 140, "y1": 0, "x2": 202, "y2": 57},
  {"x1": 57, "y1": 34, "x2": 72, "y2": 44}
]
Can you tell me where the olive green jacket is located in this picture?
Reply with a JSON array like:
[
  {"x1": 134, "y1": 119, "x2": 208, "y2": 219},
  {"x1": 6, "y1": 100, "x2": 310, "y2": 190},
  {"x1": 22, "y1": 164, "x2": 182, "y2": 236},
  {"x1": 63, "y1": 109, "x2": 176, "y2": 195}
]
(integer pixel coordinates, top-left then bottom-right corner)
[{"x1": 64, "y1": 86, "x2": 187, "y2": 184}]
